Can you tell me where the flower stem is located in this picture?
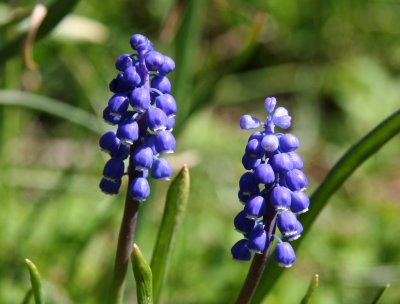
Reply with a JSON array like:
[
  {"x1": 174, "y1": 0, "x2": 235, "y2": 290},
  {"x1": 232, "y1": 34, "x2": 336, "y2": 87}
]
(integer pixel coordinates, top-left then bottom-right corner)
[
  {"x1": 235, "y1": 203, "x2": 277, "y2": 304},
  {"x1": 111, "y1": 157, "x2": 140, "y2": 304}
]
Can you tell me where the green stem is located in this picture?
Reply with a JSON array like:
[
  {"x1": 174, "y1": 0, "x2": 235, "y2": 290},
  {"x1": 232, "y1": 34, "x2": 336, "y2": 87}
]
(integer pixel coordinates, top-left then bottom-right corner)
[{"x1": 251, "y1": 109, "x2": 400, "y2": 303}]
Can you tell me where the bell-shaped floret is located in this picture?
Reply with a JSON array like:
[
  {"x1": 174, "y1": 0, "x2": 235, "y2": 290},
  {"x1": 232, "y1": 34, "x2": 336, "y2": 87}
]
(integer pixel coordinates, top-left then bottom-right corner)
[
  {"x1": 286, "y1": 220, "x2": 303, "y2": 241},
  {"x1": 155, "y1": 130, "x2": 176, "y2": 154},
  {"x1": 290, "y1": 191, "x2": 310, "y2": 214},
  {"x1": 270, "y1": 186, "x2": 291, "y2": 212},
  {"x1": 239, "y1": 172, "x2": 259, "y2": 194},
  {"x1": 103, "y1": 158, "x2": 125, "y2": 181},
  {"x1": 272, "y1": 107, "x2": 291, "y2": 129},
  {"x1": 240, "y1": 115, "x2": 261, "y2": 130},
  {"x1": 117, "y1": 118, "x2": 139, "y2": 144},
  {"x1": 146, "y1": 107, "x2": 168, "y2": 132},
  {"x1": 132, "y1": 146, "x2": 154, "y2": 170},
  {"x1": 123, "y1": 66, "x2": 142, "y2": 87},
  {"x1": 166, "y1": 116, "x2": 175, "y2": 131},
  {"x1": 234, "y1": 211, "x2": 256, "y2": 234},
  {"x1": 110, "y1": 143, "x2": 130, "y2": 160},
  {"x1": 143, "y1": 134, "x2": 158, "y2": 155},
  {"x1": 159, "y1": 55, "x2": 175, "y2": 75},
  {"x1": 277, "y1": 210, "x2": 298, "y2": 237},
  {"x1": 130, "y1": 87, "x2": 151, "y2": 112},
  {"x1": 242, "y1": 154, "x2": 261, "y2": 170},
  {"x1": 287, "y1": 152, "x2": 303, "y2": 169},
  {"x1": 261, "y1": 134, "x2": 279, "y2": 152},
  {"x1": 285, "y1": 169, "x2": 308, "y2": 191},
  {"x1": 245, "y1": 139, "x2": 264, "y2": 158},
  {"x1": 274, "y1": 242, "x2": 296, "y2": 268},
  {"x1": 99, "y1": 178, "x2": 121, "y2": 195},
  {"x1": 145, "y1": 51, "x2": 164, "y2": 71},
  {"x1": 254, "y1": 163, "x2": 275, "y2": 185},
  {"x1": 270, "y1": 153, "x2": 293, "y2": 172},
  {"x1": 155, "y1": 94, "x2": 177, "y2": 117},
  {"x1": 103, "y1": 107, "x2": 122, "y2": 125},
  {"x1": 248, "y1": 225, "x2": 268, "y2": 253},
  {"x1": 151, "y1": 158, "x2": 173, "y2": 180},
  {"x1": 231, "y1": 239, "x2": 252, "y2": 261},
  {"x1": 264, "y1": 97, "x2": 277, "y2": 113},
  {"x1": 248, "y1": 131, "x2": 264, "y2": 142},
  {"x1": 108, "y1": 94, "x2": 129, "y2": 116},
  {"x1": 151, "y1": 75, "x2": 171, "y2": 94},
  {"x1": 244, "y1": 195, "x2": 266, "y2": 219},
  {"x1": 115, "y1": 54, "x2": 134, "y2": 71},
  {"x1": 130, "y1": 34, "x2": 149, "y2": 52},
  {"x1": 99, "y1": 130, "x2": 120, "y2": 154},
  {"x1": 279, "y1": 133, "x2": 300, "y2": 152},
  {"x1": 129, "y1": 177, "x2": 150, "y2": 201}
]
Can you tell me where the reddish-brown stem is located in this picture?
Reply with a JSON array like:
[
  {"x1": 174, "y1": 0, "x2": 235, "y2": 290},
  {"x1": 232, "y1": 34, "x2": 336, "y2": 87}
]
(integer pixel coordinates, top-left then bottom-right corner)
[
  {"x1": 111, "y1": 114, "x2": 147, "y2": 304},
  {"x1": 110, "y1": 154, "x2": 140, "y2": 304},
  {"x1": 235, "y1": 202, "x2": 277, "y2": 304}
]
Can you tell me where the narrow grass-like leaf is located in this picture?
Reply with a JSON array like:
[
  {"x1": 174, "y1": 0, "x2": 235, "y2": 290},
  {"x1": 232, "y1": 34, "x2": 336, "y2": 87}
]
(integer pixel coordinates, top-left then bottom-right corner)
[
  {"x1": 300, "y1": 274, "x2": 319, "y2": 304},
  {"x1": 0, "y1": 0, "x2": 79, "y2": 65},
  {"x1": 0, "y1": 90, "x2": 102, "y2": 134},
  {"x1": 251, "y1": 109, "x2": 400, "y2": 303},
  {"x1": 371, "y1": 284, "x2": 390, "y2": 304},
  {"x1": 21, "y1": 289, "x2": 32, "y2": 304},
  {"x1": 25, "y1": 259, "x2": 44, "y2": 304},
  {"x1": 150, "y1": 165, "x2": 190, "y2": 303},
  {"x1": 131, "y1": 244, "x2": 153, "y2": 304},
  {"x1": 173, "y1": 0, "x2": 204, "y2": 128}
]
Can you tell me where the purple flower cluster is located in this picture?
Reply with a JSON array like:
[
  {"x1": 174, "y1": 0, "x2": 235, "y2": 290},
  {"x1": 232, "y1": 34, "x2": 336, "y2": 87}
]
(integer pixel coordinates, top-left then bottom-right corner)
[
  {"x1": 99, "y1": 34, "x2": 177, "y2": 201},
  {"x1": 231, "y1": 97, "x2": 309, "y2": 268}
]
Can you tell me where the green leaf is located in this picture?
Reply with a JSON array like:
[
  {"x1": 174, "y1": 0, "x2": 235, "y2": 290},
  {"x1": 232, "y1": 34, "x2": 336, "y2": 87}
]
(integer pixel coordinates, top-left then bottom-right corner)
[
  {"x1": 0, "y1": 90, "x2": 102, "y2": 134},
  {"x1": 25, "y1": 259, "x2": 44, "y2": 304},
  {"x1": 131, "y1": 244, "x2": 153, "y2": 304},
  {"x1": 173, "y1": 0, "x2": 204, "y2": 128},
  {"x1": 0, "y1": 0, "x2": 79, "y2": 65},
  {"x1": 150, "y1": 165, "x2": 190, "y2": 303},
  {"x1": 252, "y1": 109, "x2": 400, "y2": 303},
  {"x1": 21, "y1": 289, "x2": 33, "y2": 304},
  {"x1": 300, "y1": 274, "x2": 319, "y2": 304},
  {"x1": 371, "y1": 284, "x2": 391, "y2": 304}
]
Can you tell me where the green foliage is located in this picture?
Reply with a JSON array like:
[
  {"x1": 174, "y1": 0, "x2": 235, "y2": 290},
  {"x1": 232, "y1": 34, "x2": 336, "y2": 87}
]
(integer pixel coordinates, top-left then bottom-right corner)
[
  {"x1": 0, "y1": 0, "x2": 399, "y2": 303},
  {"x1": 300, "y1": 274, "x2": 319, "y2": 304},
  {"x1": 131, "y1": 244, "x2": 153, "y2": 304},
  {"x1": 24, "y1": 259, "x2": 44, "y2": 304},
  {"x1": 151, "y1": 165, "x2": 190, "y2": 302}
]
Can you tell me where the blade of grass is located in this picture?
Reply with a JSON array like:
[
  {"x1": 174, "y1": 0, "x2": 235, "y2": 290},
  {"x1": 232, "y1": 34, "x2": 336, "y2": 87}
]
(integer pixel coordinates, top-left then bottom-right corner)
[
  {"x1": 21, "y1": 289, "x2": 32, "y2": 304},
  {"x1": 371, "y1": 284, "x2": 391, "y2": 304},
  {"x1": 0, "y1": 90, "x2": 102, "y2": 134},
  {"x1": 172, "y1": 0, "x2": 204, "y2": 128},
  {"x1": 150, "y1": 165, "x2": 190, "y2": 303},
  {"x1": 300, "y1": 274, "x2": 319, "y2": 304},
  {"x1": 131, "y1": 244, "x2": 153, "y2": 304},
  {"x1": 251, "y1": 109, "x2": 400, "y2": 303},
  {"x1": 25, "y1": 259, "x2": 44, "y2": 304},
  {"x1": 0, "y1": 0, "x2": 79, "y2": 65}
]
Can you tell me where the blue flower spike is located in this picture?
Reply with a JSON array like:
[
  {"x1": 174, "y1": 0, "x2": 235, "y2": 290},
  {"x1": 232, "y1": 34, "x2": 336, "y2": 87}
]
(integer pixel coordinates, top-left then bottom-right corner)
[
  {"x1": 231, "y1": 97, "x2": 309, "y2": 269},
  {"x1": 98, "y1": 33, "x2": 177, "y2": 200}
]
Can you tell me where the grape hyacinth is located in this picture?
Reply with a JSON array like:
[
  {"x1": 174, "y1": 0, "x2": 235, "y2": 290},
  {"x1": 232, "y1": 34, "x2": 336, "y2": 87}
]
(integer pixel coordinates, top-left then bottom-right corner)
[
  {"x1": 99, "y1": 34, "x2": 176, "y2": 201},
  {"x1": 231, "y1": 97, "x2": 309, "y2": 268}
]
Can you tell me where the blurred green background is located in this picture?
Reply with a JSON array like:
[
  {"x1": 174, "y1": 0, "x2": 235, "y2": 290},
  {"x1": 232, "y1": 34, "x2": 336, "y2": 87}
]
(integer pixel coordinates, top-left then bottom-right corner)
[{"x1": 0, "y1": 0, "x2": 399, "y2": 303}]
